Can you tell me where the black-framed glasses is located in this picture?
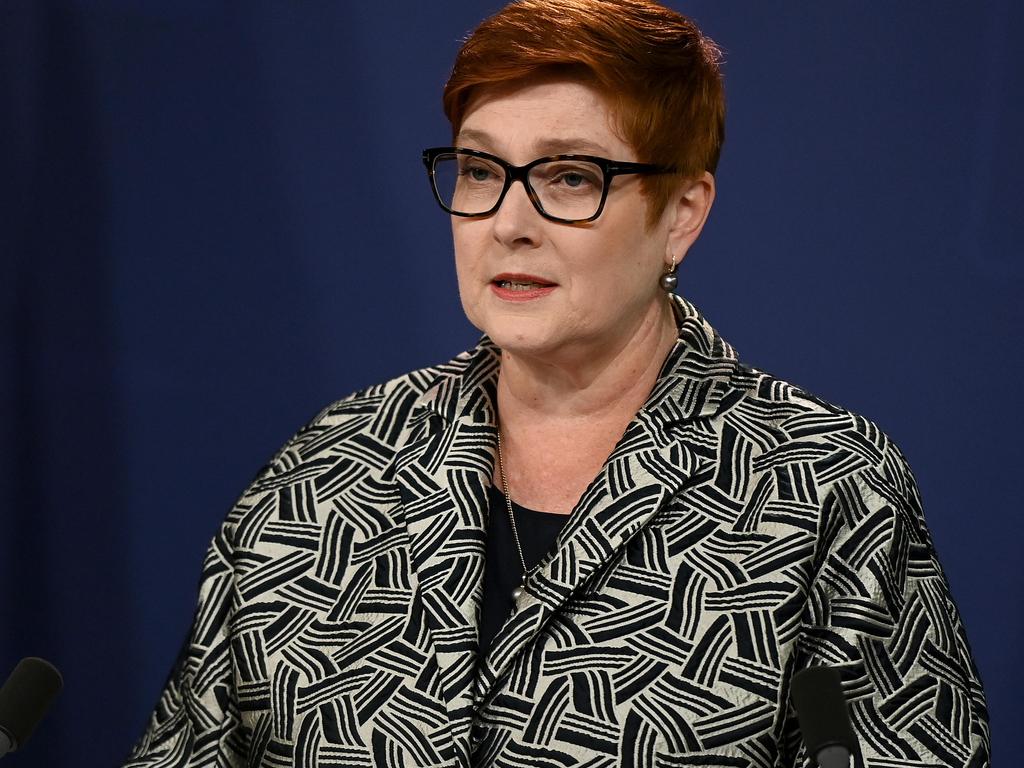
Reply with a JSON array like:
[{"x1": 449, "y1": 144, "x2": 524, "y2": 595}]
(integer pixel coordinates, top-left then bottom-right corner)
[{"x1": 422, "y1": 146, "x2": 676, "y2": 224}]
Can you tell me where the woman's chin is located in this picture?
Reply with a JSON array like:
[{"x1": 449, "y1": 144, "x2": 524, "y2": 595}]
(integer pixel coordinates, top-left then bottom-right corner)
[
  {"x1": 487, "y1": 329, "x2": 552, "y2": 357},
  {"x1": 486, "y1": 323, "x2": 599, "y2": 365}
]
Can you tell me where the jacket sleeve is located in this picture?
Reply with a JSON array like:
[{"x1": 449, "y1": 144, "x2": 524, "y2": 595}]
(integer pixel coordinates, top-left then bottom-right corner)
[
  {"x1": 784, "y1": 440, "x2": 990, "y2": 768},
  {"x1": 122, "y1": 517, "x2": 246, "y2": 767}
]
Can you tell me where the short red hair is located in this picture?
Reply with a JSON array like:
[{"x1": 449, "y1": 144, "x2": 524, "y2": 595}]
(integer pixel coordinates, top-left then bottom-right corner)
[{"x1": 443, "y1": 0, "x2": 725, "y2": 225}]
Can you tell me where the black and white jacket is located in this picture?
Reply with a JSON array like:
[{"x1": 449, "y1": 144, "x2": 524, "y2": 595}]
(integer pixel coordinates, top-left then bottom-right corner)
[{"x1": 125, "y1": 295, "x2": 989, "y2": 768}]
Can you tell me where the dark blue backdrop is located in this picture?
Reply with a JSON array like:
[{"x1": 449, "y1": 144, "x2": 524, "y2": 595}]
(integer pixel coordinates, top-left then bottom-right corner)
[{"x1": 2, "y1": 2, "x2": 1020, "y2": 765}]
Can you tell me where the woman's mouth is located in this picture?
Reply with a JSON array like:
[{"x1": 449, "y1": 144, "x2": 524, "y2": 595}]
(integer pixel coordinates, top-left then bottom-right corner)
[
  {"x1": 495, "y1": 279, "x2": 548, "y2": 291},
  {"x1": 492, "y1": 273, "x2": 555, "y2": 288},
  {"x1": 490, "y1": 274, "x2": 557, "y2": 301}
]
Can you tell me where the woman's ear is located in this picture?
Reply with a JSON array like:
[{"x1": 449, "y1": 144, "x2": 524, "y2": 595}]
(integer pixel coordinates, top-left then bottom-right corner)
[{"x1": 664, "y1": 171, "x2": 716, "y2": 266}]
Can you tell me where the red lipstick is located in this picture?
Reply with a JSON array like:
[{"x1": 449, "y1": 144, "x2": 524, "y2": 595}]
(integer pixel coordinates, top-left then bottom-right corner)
[{"x1": 490, "y1": 273, "x2": 557, "y2": 302}]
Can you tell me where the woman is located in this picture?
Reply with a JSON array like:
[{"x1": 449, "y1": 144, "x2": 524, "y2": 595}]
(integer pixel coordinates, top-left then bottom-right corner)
[{"x1": 125, "y1": 1, "x2": 989, "y2": 766}]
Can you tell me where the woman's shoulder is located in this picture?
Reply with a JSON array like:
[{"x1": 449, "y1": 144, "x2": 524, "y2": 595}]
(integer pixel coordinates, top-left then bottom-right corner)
[
  {"x1": 214, "y1": 350, "x2": 488, "y2": 539},
  {"x1": 669, "y1": 296, "x2": 903, "y2": 473},
  {"x1": 243, "y1": 344, "x2": 495, "y2": 486},
  {"x1": 721, "y1": 358, "x2": 921, "y2": 515},
  {"x1": 308, "y1": 341, "x2": 496, "y2": 432},
  {"x1": 664, "y1": 296, "x2": 902, "y2": 472}
]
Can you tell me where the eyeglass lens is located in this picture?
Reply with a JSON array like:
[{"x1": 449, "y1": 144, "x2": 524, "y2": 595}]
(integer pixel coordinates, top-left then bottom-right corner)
[{"x1": 432, "y1": 152, "x2": 606, "y2": 220}]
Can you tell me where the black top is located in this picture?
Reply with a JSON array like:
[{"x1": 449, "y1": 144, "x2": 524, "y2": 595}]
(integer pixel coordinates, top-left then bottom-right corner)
[{"x1": 479, "y1": 484, "x2": 567, "y2": 653}]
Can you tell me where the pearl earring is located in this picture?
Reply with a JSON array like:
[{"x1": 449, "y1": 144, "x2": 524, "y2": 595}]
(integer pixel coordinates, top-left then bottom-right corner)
[{"x1": 660, "y1": 254, "x2": 678, "y2": 293}]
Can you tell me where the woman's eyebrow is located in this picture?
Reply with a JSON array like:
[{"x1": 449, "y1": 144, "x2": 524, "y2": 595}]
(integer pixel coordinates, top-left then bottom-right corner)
[
  {"x1": 533, "y1": 137, "x2": 610, "y2": 156},
  {"x1": 454, "y1": 127, "x2": 496, "y2": 148},
  {"x1": 455, "y1": 128, "x2": 612, "y2": 157}
]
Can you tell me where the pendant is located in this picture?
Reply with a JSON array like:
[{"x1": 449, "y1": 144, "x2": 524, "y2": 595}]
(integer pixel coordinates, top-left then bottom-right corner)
[{"x1": 511, "y1": 584, "x2": 525, "y2": 603}]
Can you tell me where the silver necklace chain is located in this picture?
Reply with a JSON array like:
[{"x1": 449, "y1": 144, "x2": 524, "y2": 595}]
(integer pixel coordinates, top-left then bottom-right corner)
[{"x1": 495, "y1": 429, "x2": 529, "y2": 580}]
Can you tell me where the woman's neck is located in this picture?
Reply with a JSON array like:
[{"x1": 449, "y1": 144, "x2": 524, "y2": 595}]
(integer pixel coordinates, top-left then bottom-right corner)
[
  {"x1": 496, "y1": 297, "x2": 678, "y2": 424},
  {"x1": 492, "y1": 297, "x2": 679, "y2": 514}
]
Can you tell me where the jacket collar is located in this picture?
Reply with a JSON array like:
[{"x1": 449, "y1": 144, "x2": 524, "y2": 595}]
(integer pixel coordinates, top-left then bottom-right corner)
[
  {"x1": 392, "y1": 295, "x2": 742, "y2": 763},
  {"x1": 410, "y1": 294, "x2": 739, "y2": 433}
]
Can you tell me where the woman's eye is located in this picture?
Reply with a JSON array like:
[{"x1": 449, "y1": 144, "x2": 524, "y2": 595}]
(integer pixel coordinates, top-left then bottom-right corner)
[
  {"x1": 460, "y1": 162, "x2": 498, "y2": 182},
  {"x1": 547, "y1": 167, "x2": 597, "y2": 188}
]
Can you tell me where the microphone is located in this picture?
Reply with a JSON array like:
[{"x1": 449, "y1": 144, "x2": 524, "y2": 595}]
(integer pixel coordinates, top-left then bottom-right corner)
[
  {"x1": 0, "y1": 657, "x2": 63, "y2": 759},
  {"x1": 790, "y1": 665, "x2": 858, "y2": 768}
]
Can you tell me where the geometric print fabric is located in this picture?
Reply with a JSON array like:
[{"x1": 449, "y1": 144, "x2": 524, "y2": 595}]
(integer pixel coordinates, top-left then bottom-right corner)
[{"x1": 124, "y1": 294, "x2": 989, "y2": 767}]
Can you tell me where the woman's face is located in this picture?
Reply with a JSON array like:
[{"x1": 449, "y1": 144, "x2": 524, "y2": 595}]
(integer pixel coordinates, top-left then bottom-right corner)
[{"x1": 451, "y1": 78, "x2": 695, "y2": 366}]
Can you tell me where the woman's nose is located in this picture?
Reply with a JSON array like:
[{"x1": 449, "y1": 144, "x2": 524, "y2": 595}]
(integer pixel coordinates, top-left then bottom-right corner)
[{"x1": 490, "y1": 178, "x2": 542, "y2": 247}]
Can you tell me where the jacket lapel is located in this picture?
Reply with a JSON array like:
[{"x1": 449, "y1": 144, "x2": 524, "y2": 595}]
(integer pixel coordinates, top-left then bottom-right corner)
[{"x1": 473, "y1": 295, "x2": 742, "y2": 707}]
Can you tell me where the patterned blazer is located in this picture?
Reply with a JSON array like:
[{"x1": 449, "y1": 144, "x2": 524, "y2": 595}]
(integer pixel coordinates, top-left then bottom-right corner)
[{"x1": 125, "y1": 295, "x2": 989, "y2": 768}]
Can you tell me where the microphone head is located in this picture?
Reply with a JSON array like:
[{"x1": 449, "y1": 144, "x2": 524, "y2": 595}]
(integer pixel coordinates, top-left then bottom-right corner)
[
  {"x1": 0, "y1": 657, "x2": 64, "y2": 751},
  {"x1": 790, "y1": 665, "x2": 858, "y2": 758}
]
